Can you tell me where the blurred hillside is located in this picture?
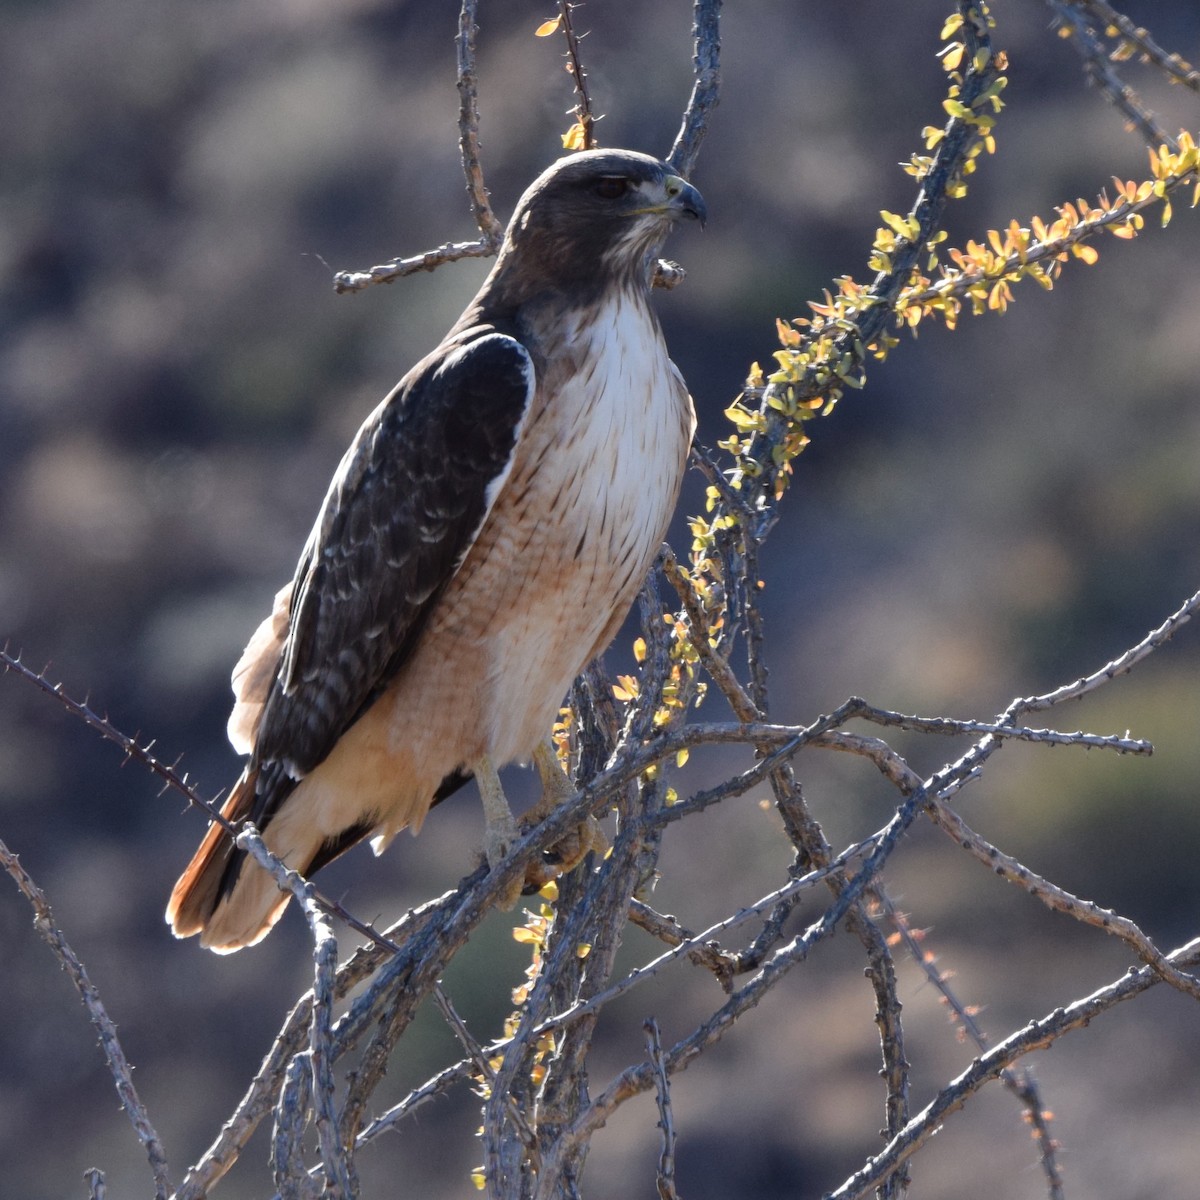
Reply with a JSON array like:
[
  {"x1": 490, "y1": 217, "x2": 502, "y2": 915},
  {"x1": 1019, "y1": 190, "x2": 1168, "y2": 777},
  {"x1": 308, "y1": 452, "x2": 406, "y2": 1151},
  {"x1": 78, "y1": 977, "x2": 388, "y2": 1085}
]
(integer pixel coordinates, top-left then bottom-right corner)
[{"x1": 3, "y1": 2, "x2": 1200, "y2": 1197}]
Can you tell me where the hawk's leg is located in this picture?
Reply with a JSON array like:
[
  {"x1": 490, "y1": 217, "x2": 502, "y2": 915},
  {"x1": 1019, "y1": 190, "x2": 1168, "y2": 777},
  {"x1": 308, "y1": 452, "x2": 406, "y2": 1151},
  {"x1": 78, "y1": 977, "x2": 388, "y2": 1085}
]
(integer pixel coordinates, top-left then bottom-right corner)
[
  {"x1": 474, "y1": 755, "x2": 522, "y2": 909},
  {"x1": 520, "y1": 740, "x2": 608, "y2": 894}
]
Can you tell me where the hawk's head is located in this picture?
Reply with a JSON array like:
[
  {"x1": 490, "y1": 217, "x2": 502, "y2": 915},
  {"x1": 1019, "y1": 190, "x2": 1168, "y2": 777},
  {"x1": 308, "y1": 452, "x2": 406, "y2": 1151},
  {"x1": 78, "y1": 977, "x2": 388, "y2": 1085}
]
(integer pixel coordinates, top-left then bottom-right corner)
[{"x1": 492, "y1": 149, "x2": 706, "y2": 298}]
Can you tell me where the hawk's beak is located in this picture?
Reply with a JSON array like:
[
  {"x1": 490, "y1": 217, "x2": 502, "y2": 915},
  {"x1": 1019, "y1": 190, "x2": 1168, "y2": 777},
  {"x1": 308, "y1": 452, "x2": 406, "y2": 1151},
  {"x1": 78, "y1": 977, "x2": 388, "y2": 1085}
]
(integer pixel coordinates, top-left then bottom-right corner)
[{"x1": 664, "y1": 175, "x2": 707, "y2": 227}]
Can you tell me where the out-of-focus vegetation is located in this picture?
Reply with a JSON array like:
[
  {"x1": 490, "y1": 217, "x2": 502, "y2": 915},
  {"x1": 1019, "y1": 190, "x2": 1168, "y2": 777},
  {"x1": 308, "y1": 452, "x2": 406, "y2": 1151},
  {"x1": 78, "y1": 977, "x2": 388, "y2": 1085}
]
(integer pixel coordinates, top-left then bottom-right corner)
[{"x1": 3, "y1": 3, "x2": 1200, "y2": 1198}]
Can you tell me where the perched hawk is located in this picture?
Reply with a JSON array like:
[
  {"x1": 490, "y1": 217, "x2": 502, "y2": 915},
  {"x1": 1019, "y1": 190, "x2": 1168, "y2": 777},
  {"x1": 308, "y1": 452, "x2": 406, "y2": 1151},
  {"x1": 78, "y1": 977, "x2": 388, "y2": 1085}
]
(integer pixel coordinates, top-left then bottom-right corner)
[{"x1": 167, "y1": 149, "x2": 704, "y2": 952}]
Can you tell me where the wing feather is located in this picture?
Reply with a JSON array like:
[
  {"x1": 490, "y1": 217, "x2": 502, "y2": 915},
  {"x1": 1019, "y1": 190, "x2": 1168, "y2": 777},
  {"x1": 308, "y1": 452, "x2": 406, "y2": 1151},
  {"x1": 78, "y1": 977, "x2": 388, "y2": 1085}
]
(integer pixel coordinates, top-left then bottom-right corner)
[{"x1": 249, "y1": 327, "x2": 535, "y2": 820}]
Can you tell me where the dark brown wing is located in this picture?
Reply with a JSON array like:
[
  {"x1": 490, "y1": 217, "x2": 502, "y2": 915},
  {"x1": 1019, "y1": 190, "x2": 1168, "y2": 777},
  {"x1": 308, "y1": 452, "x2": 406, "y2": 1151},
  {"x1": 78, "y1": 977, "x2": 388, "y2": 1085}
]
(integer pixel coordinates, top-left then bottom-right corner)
[
  {"x1": 169, "y1": 327, "x2": 535, "y2": 933},
  {"x1": 248, "y1": 325, "x2": 535, "y2": 825}
]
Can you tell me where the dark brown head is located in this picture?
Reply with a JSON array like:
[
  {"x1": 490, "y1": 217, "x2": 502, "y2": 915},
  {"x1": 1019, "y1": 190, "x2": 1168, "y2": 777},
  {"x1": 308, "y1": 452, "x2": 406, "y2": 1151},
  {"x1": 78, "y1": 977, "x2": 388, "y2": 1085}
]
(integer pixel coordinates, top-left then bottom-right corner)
[{"x1": 486, "y1": 149, "x2": 706, "y2": 303}]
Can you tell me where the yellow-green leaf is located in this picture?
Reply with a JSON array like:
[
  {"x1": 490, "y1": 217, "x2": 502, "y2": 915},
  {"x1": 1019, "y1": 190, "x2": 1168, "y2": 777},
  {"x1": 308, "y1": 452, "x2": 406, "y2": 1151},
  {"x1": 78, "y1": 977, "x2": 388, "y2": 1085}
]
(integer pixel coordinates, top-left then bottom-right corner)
[
  {"x1": 940, "y1": 14, "x2": 964, "y2": 39},
  {"x1": 535, "y1": 16, "x2": 562, "y2": 36},
  {"x1": 561, "y1": 121, "x2": 587, "y2": 151}
]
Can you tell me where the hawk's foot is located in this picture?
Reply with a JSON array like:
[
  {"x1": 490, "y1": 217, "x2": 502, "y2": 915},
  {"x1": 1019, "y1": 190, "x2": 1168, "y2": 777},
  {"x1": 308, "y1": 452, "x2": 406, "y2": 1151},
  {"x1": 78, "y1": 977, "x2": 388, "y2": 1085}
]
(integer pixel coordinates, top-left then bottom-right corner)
[
  {"x1": 516, "y1": 740, "x2": 599, "y2": 893},
  {"x1": 521, "y1": 814, "x2": 608, "y2": 895}
]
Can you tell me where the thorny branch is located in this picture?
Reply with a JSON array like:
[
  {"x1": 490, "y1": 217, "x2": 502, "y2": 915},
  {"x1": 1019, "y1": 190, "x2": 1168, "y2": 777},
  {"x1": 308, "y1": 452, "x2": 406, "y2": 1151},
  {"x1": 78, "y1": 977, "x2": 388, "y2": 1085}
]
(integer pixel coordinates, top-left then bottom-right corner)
[
  {"x1": 1048, "y1": 0, "x2": 1173, "y2": 149},
  {"x1": 645, "y1": 1019, "x2": 680, "y2": 1200},
  {"x1": 1061, "y1": 0, "x2": 1200, "y2": 93},
  {"x1": 881, "y1": 898, "x2": 1066, "y2": 1200},
  {"x1": 555, "y1": 1, "x2": 597, "y2": 151},
  {"x1": 333, "y1": 0, "x2": 719, "y2": 296},
  {"x1": 332, "y1": 0, "x2": 502, "y2": 293},
  {"x1": 668, "y1": 0, "x2": 722, "y2": 180},
  {"x1": 826, "y1": 937, "x2": 1200, "y2": 1200},
  {"x1": 0, "y1": 835, "x2": 173, "y2": 1200},
  {"x1": 5, "y1": 4, "x2": 1200, "y2": 1200}
]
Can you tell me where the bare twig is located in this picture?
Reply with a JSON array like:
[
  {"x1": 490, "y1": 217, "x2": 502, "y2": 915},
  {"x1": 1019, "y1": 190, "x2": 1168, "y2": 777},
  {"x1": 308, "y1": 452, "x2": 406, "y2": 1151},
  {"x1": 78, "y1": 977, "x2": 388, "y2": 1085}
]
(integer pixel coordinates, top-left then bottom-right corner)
[
  {"x1": 236, "y1": 829, "x2": 355, "y2": 1196},
  {"x1": 557, "y1": 1, "x2": 597, "y2": 150},
  {"x1": 1048, "y1": 0, "x2": 1172, "y2": 149},
  {"x1": 332, "y1": 0, "x2": 502, "y2": 294},
  {"x1": 1005, "y1": 586, "x2": 1200, "y2": 716},
  {"x1": 272, "y1": 1055, "x2": 317, "y2": 1200},
  {"x1": 552, "y1": 755, "x2": 971, "y2": 1159},
  {"x1": 354, "y1": 1059, "x2": 473, "y2": 1146},
  {"x1": 826, "y1": 938, "x2": 1200, "y2": 1200},
  {"x1": 307, "y1": 910, "x2": 354, "y2": 1198},
  {"x1": 668, "y1": 0, "x2": 722, "y2": 178},
  {"x1": 928, "y1": 799, "x2": 1200, "y2": 1001},
  {"x1": 1062, "y1": 0, "x2": 1200, "y2": 92},
  {"x1": 841, "y1": 695, "x2": 1151, "y2": 753},
  {"x1": 531, "y1": 841, "x2": 880, "y2": 1034},
  {"x1": 882, "y1": 899, "x2": 1066, "y2": 1200},
  {"x1": 627, "y1": 898, "x2": 739, "y2": 983},
  {"x1": 177, "y1": 894, "x2": 453, "y2": 1200},
  {"x1": 0, "y1": 836, "x2": 173, "y2": 1200},
  {"x1": 331, "y1": 238, "x2": 500, "y2": 294},
  {"x1": 456, "y1": 0, "x2": 504, "y2": 242},
  {"x1": 814, "y1": 724, "x2": 1200, "y2": 1002},
  {"x1": 645, "y1": 1019, "x2": 681, "y2": 1200}
]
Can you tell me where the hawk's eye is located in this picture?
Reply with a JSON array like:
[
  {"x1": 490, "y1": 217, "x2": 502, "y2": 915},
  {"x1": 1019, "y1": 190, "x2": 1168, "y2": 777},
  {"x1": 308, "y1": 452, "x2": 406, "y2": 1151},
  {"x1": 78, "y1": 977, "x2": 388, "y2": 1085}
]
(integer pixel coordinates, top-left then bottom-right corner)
[{"x1": 593, "y1": 176, "x2": 631, "y2": 200}]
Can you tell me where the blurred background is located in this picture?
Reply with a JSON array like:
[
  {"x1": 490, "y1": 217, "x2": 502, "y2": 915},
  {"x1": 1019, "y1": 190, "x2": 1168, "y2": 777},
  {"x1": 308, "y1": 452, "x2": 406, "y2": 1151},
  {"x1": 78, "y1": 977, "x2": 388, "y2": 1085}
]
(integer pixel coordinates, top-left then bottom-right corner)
[{"x1": 3, "y1": 1, "x2": 1200, "y2": 1197}]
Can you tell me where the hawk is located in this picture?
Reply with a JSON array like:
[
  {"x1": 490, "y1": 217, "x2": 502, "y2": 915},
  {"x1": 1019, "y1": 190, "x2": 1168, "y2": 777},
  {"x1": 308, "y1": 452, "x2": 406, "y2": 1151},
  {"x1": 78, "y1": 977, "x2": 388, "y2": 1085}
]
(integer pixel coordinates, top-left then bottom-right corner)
[{"x1": 167, "y1": 149, "x2": 705, "y2": 952}]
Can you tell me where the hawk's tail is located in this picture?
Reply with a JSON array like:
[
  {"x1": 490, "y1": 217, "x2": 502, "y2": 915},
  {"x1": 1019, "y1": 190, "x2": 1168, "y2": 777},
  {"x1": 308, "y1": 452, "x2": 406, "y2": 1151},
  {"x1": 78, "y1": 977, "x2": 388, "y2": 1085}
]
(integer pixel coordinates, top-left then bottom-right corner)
[
  {"x1": 166, "y1": 768, "x2": 298, "y2": 953},
  {"x1": 166, "y1": 769, "x2": 377, "y2": 953}
]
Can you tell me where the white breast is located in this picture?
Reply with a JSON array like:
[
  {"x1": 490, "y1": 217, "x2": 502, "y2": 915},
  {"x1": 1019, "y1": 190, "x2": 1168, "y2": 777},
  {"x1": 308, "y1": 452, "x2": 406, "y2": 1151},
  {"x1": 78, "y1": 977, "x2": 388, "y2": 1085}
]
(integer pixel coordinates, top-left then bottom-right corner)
[{"x1": 478, "y1": 290, "x2": 695, "y2": 762}]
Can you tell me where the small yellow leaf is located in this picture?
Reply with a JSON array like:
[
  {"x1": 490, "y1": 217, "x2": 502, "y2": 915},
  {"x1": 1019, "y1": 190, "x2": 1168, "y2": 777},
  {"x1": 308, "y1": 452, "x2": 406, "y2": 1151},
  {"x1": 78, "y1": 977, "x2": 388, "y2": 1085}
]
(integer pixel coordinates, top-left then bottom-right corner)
[
  {"x1": 470, "y1": 1170, "x2": 487, "y2": 1190},
  {"x1": 561, "y1": 121, "x2": 587, "y2": 151},
  {"x1": 576, "y1": 942, "x2": 592, "y2": 959},
  {"x1": 633, "y1": 637, "x2": 647, "y2": 663},
  {"x1": 512, "y1": 926, "x2": 540, "y2": 944},
  {"x1": 676, "y1": 747, "x2": 689, "y2": 768},
  {"x1": 535, "y1": 16, "x2": 562, "y2": 37},
  {"x1": 539, "y1": 879, "x2": 559, "y2": 901},
  {"x1": 940, "y1": 14, "x2": 964, "y2": 39}
]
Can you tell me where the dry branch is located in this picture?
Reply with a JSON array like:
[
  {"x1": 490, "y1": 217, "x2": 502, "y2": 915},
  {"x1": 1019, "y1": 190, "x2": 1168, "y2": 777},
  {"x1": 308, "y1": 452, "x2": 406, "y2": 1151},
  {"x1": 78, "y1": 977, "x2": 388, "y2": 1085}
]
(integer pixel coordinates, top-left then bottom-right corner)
[
  {"x1": 668, "y1": 0, "x2": 722, "y2": 179},
  {"x1": 828, "y1": 937, "x2": 1200, "y2": 1200},
  {"x1": 332, "y1": 0, "x2": 502, "y2": 294},
  {"x1": 882, "y1": 898, "x2": 1066, "y2": 1199},
  {"x1": 0, "y1": 835, "x2": 173, "y2": 1200}
]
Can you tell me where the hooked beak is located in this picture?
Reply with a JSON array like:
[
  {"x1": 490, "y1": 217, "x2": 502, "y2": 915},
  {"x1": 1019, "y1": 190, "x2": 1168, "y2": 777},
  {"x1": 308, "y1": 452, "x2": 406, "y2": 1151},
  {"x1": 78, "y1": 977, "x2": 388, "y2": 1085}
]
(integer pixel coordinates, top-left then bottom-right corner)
[{"x1": 664, "y1": 174, "x2": 707, "y2": 227}]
